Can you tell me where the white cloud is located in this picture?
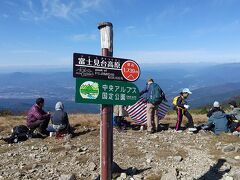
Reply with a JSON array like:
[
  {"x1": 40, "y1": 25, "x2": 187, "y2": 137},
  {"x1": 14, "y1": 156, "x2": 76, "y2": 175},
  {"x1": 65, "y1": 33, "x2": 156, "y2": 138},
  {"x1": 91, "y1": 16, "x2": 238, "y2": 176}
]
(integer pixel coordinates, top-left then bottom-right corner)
[
  {"x1": 70, "y1": 33, "x2": 97, "y2": 41},
  {"x1": 117, "y1": 50, "x2": 240, "y2": 64},
  {"x1": 19, "y1": 0, "x2": 105, "y2": 22}
]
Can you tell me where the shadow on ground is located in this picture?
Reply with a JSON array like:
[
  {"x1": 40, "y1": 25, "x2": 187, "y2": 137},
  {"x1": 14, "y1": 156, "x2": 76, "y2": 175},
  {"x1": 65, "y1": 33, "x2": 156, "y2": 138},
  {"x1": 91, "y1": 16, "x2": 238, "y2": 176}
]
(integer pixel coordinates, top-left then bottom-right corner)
[{"x1": 196, "y1": 159, "x2": 230, "y2": 180}]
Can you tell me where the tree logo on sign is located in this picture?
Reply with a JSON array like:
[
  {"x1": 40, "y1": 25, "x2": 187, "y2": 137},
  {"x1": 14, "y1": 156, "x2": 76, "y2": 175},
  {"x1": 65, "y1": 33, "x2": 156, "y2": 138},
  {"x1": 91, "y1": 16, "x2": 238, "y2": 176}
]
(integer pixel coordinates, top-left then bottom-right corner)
[{"x1": 80, "y1": 81, "x2": 99, "y2": 99}]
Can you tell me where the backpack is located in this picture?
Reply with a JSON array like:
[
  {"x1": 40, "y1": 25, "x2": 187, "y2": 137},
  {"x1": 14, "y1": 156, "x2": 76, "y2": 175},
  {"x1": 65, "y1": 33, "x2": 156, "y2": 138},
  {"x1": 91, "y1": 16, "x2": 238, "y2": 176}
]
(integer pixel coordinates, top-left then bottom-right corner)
[
  {"x1": 172, "y1": 96, "x2": 180, "y2": 106},
  {"x1": 148, "y1": 83, "x2": 164, "y2": 105},
  {"x1": 8, "y1": 125, "x2": 30, "y2": 143}
]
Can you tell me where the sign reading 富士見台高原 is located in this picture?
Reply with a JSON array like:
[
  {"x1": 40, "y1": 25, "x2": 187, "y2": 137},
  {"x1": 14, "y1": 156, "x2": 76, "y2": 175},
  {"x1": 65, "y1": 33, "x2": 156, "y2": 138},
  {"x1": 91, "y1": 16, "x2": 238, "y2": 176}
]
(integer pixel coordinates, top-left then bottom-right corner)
[
  {"x1": 73, "y1": 53, "x2": 140, "y2": 82},
  {"x1": 75, "y1": 78, "x2": 140, "y2": 105}
]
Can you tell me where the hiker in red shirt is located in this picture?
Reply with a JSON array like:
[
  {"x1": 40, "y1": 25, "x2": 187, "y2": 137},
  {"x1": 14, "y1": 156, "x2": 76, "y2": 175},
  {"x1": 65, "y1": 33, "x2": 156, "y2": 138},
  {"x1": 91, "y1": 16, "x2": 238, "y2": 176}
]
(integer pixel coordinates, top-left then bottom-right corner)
[{"x1": 26, "y1": 97, "x2": 50, "y2": 135}]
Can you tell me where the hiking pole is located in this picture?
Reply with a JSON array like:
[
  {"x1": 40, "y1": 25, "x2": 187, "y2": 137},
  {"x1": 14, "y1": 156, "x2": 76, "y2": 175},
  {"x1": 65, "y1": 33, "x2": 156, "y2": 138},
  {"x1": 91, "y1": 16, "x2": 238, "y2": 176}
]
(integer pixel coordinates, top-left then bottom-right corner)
[{"x1": 98, "y1": 22, "x2": 113, "y2": 180}]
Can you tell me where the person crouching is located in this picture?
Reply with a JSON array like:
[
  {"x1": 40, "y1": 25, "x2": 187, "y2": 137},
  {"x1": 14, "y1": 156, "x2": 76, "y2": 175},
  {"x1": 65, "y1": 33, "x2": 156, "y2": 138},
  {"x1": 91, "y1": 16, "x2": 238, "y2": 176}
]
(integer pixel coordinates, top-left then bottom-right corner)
[{"x1": 51, "y1": 102, "x2": 72, "y2": 136}]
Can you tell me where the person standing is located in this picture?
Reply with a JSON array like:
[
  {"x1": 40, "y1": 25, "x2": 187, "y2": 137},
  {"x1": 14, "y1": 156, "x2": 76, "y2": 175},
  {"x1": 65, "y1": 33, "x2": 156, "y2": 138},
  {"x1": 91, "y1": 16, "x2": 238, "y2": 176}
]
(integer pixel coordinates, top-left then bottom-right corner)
[
  {"x1": 172, "y1": 88, "x2": 197, "y2": 132},
  {"x1": 113, "y1": 105, "x2": 128, "y2": 131},
  {"x1": 140, "y1": 79, "x2": 166, "y2": 134},
  {"x1": 26, "y1": 97, "x2": 51, "y2": 135}
]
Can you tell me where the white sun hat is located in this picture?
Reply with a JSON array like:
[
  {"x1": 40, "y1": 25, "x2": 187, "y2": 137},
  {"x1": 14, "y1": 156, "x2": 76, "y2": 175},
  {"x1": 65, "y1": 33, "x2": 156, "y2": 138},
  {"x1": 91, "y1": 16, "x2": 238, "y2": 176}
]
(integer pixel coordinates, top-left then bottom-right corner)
[
  {"x1": 213, "y1": 101, "x2": 220, "y2": 108},
  {"x1": 182, "y1": 88, "x2": 192, "y2": 94}
]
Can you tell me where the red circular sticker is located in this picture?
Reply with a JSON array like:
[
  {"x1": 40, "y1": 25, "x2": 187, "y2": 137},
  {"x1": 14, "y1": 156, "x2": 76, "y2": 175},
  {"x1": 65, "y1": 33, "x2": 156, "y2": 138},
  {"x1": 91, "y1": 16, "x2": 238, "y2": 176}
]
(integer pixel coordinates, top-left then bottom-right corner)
[{"x1": 121, "y1": 60, "x2": 140, "y2": 81}]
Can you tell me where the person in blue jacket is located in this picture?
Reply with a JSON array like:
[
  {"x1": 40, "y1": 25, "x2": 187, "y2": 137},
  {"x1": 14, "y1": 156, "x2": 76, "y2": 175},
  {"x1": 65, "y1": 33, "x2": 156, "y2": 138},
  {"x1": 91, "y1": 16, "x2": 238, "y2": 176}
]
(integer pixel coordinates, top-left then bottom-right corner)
[{"x1": 206, "y1": 101, "x2": 229, "y2": 135}]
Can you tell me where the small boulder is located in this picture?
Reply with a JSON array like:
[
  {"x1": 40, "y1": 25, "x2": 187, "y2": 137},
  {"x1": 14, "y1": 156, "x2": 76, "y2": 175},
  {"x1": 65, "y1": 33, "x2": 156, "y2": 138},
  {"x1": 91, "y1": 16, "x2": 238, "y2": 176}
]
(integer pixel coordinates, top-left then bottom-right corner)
[
  {"x1": 133, "y1": 174, "x2": 143, "y2": 180},
  {"x1": 161, "y1": 169, "x2": 177, "y2": 180},
  {"x1": 173, "y1": 156, "x2": 183, "y2": 162},
  {"x1": 88, "y1": 162, "x2": 97, "y2": 171},
  {"x1": 58, "y1": 174, "x2": 76, "y2": 180},
  {"x1": 234, "y1": 156, "x2": 240, "y2": 160},
  {"x1": 222, "y1": 144, "x2": 236, "y2": 153},
  {"x1": 120, "y1": 173, "x2": 127, "y2": 179}
]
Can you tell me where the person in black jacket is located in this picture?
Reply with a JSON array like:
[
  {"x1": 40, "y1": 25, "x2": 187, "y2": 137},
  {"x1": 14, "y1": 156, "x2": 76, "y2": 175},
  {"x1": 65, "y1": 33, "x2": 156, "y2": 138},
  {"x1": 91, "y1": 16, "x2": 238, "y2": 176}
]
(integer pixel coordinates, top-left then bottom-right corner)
[
  {"x1": 51, "y1": 102, "x2": 72, "y2": 134},
  {"x1": 207, "y1": 101, "x2": 225, "y2": 118}
]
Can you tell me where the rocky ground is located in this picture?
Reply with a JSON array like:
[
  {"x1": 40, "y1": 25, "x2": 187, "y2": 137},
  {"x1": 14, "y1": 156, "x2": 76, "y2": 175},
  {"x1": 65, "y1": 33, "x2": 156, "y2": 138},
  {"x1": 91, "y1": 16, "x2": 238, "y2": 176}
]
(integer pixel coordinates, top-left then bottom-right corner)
[{"x1": 0, "y1": 114, "x2": 239, "y2": 180}]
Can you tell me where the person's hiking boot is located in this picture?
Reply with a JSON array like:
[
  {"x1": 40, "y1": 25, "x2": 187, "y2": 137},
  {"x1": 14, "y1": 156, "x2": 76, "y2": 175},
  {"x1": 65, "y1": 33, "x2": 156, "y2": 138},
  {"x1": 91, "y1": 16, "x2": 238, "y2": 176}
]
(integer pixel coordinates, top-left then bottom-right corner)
[{"x1": 188, "y1": 127, "x2": 197, "y2": 132}]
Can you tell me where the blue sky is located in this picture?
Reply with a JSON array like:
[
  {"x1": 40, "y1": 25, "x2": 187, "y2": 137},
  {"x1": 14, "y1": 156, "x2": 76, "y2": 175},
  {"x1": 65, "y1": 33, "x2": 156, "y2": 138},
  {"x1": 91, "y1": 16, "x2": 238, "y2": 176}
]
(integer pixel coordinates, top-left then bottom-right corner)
[{"x1": 1, "y1": 0, "x2": 240, "y2": 68}]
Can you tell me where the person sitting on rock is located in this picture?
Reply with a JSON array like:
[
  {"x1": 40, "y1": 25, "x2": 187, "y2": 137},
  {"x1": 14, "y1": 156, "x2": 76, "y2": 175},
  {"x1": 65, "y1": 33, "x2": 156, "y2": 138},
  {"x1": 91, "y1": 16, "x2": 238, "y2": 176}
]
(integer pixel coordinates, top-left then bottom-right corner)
[
  {"x1": 51, "y1": 102, "x2": 72, "y2": 136},
  {"x1": 26, "y1": 97, "x2": 51, "y2": 136},
  {"x1": 227, "y1": 100, "x2": 240, "y2": 133},
  {"x1": 205, "y1": 101, "x2": 229, "y2": 135},
  {"x1": 207, "y1": 101, "x2": 225, "y2": 118}
]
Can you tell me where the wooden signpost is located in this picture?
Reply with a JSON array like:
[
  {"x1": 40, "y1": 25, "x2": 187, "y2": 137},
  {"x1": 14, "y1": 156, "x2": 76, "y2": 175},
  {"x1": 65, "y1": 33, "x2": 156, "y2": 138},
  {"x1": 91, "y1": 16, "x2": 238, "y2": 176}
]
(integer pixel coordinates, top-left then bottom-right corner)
[{"x1": 73, "y1": 22, "x2": 141, "y2": 180}]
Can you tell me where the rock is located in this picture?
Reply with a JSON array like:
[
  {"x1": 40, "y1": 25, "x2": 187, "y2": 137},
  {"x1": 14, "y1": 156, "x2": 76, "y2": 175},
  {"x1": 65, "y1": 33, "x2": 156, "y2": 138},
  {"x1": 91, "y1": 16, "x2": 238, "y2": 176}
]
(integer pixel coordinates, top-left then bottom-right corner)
[
  {"x1": 64, "y1": 144, "x2": 73, "y2": 151},
  {"x1": 91, "y1": 173, "x2": 99, "y2": 180},
  {"x1": 234, "y1": 156, "x2": 240, "y2": 160},
  {"x1": 120, "y1": 173, "x2": 127, "y2": 179},
  {"x1": 173, "y1": 156, "x2": 183, "y2": 162},
  {"x1": 31, "y1": 146, "x2": 39, "y2": 150},
  {"x1": 224, "y1": 176, "x2": 233, "y2": 180},
  {"x1": 233, "y1": 172, "x2": 240, "y2": 180},
  {"x1": 215, "y1": 142, "x2": 222, "y2": 146},
  {"x1": 220, "y1": 163, "x2": 231, "y2": 172},
  {"x1": 133, "y1": 174, "x2": 143, "y2": 180},
  {"x1": 235, "y1": 146, "x2": 240, "y2": 153},
  {"x1": 116, "y1": 177, "x2": 124, "y2": 180},
  {"x1": 161, "y1": 169, "x2": 177, "y2": 180},
  {"x1": 58, "y1": 174, "x2": 76, "y2": 180},
  {"x1": 146, "y1": 158, "x2": 152, "y2": 163},
  {"x1": 222, "y1": 144, "x2": 236, "y2": 153},
  {"x1": 88, "y1": 162, "x2": 97, "y2": 171},
  {"x1": 81, "y1": 146, "x2": 88, "y2": 151}
]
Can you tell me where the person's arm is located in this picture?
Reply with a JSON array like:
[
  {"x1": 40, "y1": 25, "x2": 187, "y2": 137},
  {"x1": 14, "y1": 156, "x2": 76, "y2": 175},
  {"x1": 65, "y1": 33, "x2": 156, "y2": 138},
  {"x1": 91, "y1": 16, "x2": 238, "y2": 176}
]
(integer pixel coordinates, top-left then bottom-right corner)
[
  {"x1": 139, "y1": 85, "x2": 148, "y2": 96},
  {"x1": 206, "y1": 116, "x2": 214, "y2": 126},
  {"x1": 207, "y1": 109, "x2": 213, "y2": 118},
  {"x1": 161, "y1": 89, "x2": 167, "y2": 101},
  {"x1": 64, "y1": 112, "x2": 69, "y2": 125}
]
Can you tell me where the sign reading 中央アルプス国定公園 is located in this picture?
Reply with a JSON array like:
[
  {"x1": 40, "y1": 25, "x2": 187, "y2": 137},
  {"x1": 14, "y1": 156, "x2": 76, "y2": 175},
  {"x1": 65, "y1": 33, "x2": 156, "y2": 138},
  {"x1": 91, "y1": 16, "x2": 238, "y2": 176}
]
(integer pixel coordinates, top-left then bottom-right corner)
[{"x1": 75, "y1": 78, "x2": 140, "y2": 105}]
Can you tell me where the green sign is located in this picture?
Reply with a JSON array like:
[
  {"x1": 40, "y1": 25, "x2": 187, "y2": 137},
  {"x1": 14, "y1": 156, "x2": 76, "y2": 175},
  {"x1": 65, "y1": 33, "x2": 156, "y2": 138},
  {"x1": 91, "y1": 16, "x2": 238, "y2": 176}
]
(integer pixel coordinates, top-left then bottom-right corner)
[{"x1": 75, "y1": 78, "x2": 140, "y2": 105}]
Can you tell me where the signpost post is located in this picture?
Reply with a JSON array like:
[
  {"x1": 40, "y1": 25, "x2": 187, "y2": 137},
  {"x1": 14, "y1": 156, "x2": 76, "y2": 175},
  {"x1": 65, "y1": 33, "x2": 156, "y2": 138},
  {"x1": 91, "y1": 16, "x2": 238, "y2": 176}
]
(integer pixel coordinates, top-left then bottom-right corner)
[{"x1": 73, "y1": 22, "x2": 141, "y2": 180}]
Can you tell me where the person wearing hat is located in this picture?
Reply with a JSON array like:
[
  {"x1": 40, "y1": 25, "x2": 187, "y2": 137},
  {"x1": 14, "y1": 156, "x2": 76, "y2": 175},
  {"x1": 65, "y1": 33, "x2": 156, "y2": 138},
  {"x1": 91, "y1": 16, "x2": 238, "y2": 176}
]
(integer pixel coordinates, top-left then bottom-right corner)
[
  {"x1": 227, "y1": 100, "x2": 240, "y2": 132},
  {"x1": 173, "y1": 88, "x2": 196, "y2": 132},
  {"x1": 140, "y1": 78, "x2": 166, "y2": 134},
  {"x1": 205, "y1": 101, "x2": 229, "y2": 135},
  {"x1": 207, "y1": 101, "x2": 225, "y2": 118},
  {"x1": 51, "y1": 102, "x2": 72, "y2": 135}
]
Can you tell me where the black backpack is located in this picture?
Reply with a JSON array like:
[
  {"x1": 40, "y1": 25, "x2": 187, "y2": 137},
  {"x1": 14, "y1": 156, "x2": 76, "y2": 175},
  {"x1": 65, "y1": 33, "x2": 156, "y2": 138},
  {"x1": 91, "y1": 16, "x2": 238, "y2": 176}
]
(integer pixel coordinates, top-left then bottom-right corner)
[{"x1": 8, "y1": 125, "x2": 30, "y2": 143}]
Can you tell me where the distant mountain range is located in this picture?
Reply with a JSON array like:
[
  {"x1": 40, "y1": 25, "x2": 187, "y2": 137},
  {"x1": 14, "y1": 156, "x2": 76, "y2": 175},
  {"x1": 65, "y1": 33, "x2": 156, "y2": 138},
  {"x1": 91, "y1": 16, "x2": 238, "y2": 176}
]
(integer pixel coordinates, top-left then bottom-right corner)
[{"x1": 0, "y1": 63, "x2": 240, "y2": 114}]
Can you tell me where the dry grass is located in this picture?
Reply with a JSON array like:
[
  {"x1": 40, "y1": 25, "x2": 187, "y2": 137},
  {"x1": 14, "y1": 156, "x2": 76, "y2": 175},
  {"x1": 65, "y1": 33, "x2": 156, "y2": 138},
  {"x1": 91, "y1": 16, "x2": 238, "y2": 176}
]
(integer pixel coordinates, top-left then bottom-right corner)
[{"x1": 161, "y1": 114, "x2": 208, "y2": 127}]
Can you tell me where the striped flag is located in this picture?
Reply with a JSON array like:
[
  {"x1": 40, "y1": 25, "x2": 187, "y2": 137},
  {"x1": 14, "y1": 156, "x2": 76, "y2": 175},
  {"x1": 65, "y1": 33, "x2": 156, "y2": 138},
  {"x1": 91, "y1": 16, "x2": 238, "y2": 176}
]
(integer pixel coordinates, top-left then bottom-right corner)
[{"x1": 127, "y1": 98, "x2": 170, "y2": 125}]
